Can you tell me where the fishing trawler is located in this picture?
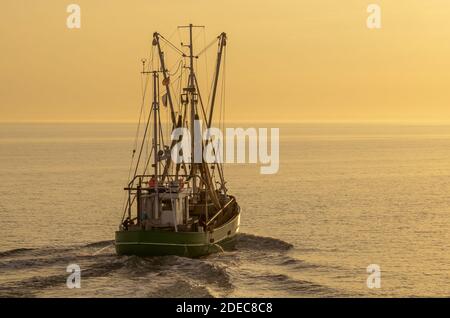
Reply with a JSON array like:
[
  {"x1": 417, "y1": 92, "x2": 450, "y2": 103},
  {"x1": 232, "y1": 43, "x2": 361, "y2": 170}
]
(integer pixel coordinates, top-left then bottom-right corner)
[{"x1": 115, "y1": 24, "x2": 240, "y2": 257}]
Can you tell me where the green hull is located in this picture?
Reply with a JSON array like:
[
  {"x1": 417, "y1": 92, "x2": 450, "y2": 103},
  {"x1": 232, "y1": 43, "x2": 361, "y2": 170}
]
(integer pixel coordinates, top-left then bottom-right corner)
[{"x1": 115, "y1": 213, "x2": 240, "y2": 258}]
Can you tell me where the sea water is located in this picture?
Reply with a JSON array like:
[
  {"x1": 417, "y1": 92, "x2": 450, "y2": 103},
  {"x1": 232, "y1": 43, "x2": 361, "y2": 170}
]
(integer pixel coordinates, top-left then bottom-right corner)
[{"x1": 0, "y1": 122, "x2": 449, "y2": 297}]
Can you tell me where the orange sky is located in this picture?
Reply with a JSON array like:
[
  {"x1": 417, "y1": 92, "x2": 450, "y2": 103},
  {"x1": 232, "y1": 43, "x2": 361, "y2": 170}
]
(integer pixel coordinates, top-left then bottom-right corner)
[{"x1": 1, "y1": 0, "x2": 450, "y2": 122}]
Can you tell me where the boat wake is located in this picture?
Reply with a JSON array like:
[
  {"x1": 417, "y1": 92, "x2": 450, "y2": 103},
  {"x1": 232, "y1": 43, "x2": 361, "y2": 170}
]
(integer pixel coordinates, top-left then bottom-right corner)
[
  {"x1": 235, "y1": 233, "x2": 294, "y2": 251},
  {"x1": 0, "y1": 234, "x2": 336, "y2": 297}
]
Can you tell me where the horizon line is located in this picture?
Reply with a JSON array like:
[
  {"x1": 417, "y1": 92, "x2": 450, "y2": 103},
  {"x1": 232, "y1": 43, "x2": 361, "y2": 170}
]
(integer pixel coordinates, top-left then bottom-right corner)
[{"x1": 4, "y1": 119, "x2": 450, "y2": 125}]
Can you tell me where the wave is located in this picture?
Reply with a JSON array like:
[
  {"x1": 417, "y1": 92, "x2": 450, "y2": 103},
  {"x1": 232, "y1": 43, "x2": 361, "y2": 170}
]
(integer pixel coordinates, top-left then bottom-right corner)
[
  {"x1": 235, "y1": 233, "x2": 294, "y2": 251},
  {"x1": 175, "y1": 257, "x2": 233, "y2": 290},
  {"x1": 0, "y1": 234, "x2": 295, "y2": 276},
  {"x1": 0, "y1": 252, "x2": 114, "y2": 271},
  {"x1": 147, "y1": 279, "x2": 215, "y2": 298},
  {"x1": 0, "y1": 257, "x2": 128, "y2": 297},
  {"x1": 83, "y1": 240, "x2": 114, "y2": 248},
  {"x1": 251, "y1": 272, "x2": 333, "y2": 295},
  {"x1": 117, "y1": 255, "x2": 234, "y2": 292},
  {"x1": 0, "y1": 234, "x2": 337, "y2": 297},
  {"x1": 273, "y1": 256, "x2": 322, "y2": 270},
  {"x1": 0, "y1": 248, "x2": 36, "y2": 258},
  {"x1": 0, "y1": 233, "x2": 292, "y2": 258}
]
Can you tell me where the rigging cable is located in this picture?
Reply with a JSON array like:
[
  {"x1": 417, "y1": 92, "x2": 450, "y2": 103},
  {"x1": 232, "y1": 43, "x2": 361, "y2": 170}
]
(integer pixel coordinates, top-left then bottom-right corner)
[
  {"x1": 132, "y1": 106, "x2": 154, "y2": 179},
  {"x1": 159, "y1": 33, "x2": 185, "y2": 57},
  {"x1": 206, "y1": 37, "x2": 221, "y2": 116},
  {"x1": 168, "y1": 58, "x2": 183, "y2": 76},
  {"x1": 203, "y1": 28, "x2": 210, "y2": 105},
  {"x1": 120, "y1": 48, "x2": 153, "y2": 224},
  {"x1": 196, "y1": 36, "x2": 217, "y2": 57}
]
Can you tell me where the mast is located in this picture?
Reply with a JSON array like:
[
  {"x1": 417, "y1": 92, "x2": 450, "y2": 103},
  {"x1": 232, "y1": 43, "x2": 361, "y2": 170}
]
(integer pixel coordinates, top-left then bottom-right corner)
[
  {"x1": 189, "y1": 24, "x2": 196, "y2": 193},
  {"x1": 152, "y1": 71, "x2": 159, "y2": 214},
  {"x1": 179, "y1": 24, "x2": 203, "y2": 194},
  {"x1": 153, "y1": 32, "x2": 185, "y2": 183},
  {"x1": 152, "y1": 71, "x2": 159, "y2": 180},
  {"x1": 181, "y1": 24, "x2": 222, "y2": 210}
]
